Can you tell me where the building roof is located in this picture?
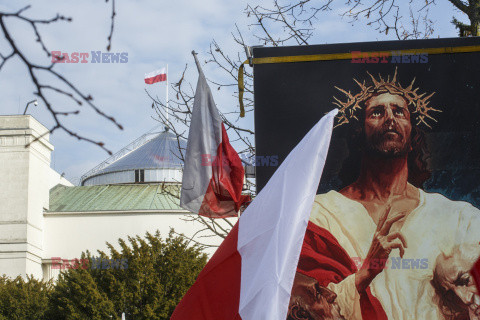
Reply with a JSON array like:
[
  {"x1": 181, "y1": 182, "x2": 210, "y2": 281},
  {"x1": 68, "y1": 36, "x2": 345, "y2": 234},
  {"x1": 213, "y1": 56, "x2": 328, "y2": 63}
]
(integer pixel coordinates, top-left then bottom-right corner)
[
  {"x1": 48, "y1": 184, "x2": 185, "y2": 213},
  {"x1": 98, "y1": 131, "x2": 186, "y2": 174}
]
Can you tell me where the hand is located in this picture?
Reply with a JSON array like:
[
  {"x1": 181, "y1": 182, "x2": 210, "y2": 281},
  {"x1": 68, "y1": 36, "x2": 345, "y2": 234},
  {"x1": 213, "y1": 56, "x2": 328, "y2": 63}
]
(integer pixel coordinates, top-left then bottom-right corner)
[{"x1": 355, "y1": 206, "x2": 408, "y2": 292}]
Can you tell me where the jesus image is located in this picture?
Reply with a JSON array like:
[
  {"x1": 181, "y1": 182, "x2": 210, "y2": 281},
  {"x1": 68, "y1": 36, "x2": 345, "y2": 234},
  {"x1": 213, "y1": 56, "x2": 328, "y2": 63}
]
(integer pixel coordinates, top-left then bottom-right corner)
[{"x1": 288, "y1": 69, "x2": 480, "y2": 320}]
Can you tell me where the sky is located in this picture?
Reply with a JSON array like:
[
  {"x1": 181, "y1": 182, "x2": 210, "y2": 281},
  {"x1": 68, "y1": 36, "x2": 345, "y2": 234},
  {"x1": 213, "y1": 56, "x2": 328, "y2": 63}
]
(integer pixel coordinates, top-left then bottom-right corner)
[{"x1": 0, "y1": 0, "x2": 465, "y2": 185}]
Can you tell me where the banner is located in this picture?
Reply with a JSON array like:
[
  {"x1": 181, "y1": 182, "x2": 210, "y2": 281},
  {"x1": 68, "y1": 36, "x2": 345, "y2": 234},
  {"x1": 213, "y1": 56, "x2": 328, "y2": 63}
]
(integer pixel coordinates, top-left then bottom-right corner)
[{"x1": 253, "y1": 37, "x2": 480, "y2": 319}]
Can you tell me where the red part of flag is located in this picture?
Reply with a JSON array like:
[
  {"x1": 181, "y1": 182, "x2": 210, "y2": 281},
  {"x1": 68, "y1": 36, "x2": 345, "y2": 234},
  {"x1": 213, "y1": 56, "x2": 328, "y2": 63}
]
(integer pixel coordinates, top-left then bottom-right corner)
[
  {"x1": 199, "y1": 124, "x2": 251, "y2": 218},
  {"x1": 144, "y1": 73, "x2": 166, "y2": 84},
  {"x1": 171, "y1": 223, "x2": 242, "y2": 320}
]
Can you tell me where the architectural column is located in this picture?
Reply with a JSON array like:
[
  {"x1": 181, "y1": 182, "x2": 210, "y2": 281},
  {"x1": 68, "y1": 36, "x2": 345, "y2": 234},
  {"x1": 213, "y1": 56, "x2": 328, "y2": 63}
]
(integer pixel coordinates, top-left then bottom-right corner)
[{"x1": 0, "y1": 115, "x2": 53, "y2": 279}]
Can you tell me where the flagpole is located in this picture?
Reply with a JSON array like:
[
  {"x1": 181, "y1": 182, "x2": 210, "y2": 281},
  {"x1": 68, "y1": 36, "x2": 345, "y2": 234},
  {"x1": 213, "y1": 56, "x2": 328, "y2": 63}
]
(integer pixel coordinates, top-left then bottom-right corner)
[{"x1": 166, "y1": 64, "x2": 169, "y2": 123}]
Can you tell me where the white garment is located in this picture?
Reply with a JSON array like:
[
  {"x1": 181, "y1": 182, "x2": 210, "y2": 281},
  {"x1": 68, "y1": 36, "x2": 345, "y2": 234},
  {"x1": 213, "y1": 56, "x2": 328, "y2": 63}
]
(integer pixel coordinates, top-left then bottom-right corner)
[{"x1": 310, "y1": 189, "x2": 480, "y2": 320}]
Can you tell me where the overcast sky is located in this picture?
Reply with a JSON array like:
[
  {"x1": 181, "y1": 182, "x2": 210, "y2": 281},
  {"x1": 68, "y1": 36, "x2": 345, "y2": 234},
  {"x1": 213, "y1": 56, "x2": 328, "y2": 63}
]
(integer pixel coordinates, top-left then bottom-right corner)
[{"x1": 0, "y1": 0, "x2": 464, "y2": 184}]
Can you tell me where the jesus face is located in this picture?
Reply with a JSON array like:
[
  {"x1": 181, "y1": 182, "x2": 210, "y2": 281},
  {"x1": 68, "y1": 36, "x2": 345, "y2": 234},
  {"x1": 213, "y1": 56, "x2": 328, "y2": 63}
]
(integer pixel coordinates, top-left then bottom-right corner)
[{"x1": 363, "y1": 93, "x2": 412, "y2": 158}]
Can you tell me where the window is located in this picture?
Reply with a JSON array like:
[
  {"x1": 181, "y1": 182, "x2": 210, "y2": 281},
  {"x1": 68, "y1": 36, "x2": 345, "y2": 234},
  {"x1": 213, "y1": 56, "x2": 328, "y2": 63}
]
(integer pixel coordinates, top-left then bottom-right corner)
[{"x1": 135, "y1": 169, "x2": 144, "y2": 183}]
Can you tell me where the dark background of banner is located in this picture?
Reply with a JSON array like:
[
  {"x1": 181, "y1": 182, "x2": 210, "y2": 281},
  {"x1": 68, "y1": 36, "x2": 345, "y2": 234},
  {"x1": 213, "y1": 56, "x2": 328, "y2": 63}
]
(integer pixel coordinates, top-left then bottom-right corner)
[{"x1": 253, "y1": 37, "x2": 480, "y2": 208}]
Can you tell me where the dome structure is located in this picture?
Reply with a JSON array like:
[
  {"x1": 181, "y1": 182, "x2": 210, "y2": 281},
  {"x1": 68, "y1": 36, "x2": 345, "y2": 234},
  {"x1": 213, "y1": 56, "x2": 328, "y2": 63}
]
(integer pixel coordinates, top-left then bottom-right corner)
[{"x1": 81, "y1": 130, "x2": 186, "y2": 186}]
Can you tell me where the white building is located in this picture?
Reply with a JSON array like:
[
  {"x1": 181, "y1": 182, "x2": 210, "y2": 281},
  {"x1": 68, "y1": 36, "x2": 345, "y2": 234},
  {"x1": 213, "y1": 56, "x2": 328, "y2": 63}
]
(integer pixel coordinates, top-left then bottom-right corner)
[{"x1": 0, "y1": 115, "x2": 227, "y2": 281}]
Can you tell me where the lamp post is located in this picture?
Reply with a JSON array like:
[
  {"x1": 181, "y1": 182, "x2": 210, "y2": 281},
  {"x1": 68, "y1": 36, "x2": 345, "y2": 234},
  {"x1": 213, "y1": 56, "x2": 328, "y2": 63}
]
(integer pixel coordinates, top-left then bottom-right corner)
[{"x1": 23, "y1": 99, "x2": 38, "y2": 115}]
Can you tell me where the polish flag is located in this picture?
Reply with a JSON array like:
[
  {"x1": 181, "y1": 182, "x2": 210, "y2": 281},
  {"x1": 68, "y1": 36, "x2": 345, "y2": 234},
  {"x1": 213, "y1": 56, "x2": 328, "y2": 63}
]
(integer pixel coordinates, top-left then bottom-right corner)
[
  {"x1": 172, "y1": 109, "x2": 337, "y2": 319},
  {"x1": 180, "y1": 55, "x2": 250, "y2": 218},
  {"x1": 144, "y1": 68, "x2": 166, "y2": 84}
]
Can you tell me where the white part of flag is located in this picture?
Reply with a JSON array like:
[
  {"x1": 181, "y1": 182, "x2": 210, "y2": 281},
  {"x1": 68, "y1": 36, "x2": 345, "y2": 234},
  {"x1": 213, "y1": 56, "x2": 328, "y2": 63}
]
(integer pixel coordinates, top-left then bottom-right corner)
[
  {"x1": 237, "y1": 109, "x2": 338, "y2": 320},
  {"x1": 144, "y1": 68, "x2": 166, "y2": 79}
]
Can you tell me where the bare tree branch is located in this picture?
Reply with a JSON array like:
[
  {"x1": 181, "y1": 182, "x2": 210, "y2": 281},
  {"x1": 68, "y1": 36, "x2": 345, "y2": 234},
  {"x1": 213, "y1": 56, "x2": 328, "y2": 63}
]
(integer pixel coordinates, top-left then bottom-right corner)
[
  {"x1": 0, "y1": 4, "x2": 120, "y2": 154},
  {"x1": 106, "y1": 0, "x2": 116, "y2": 51}
]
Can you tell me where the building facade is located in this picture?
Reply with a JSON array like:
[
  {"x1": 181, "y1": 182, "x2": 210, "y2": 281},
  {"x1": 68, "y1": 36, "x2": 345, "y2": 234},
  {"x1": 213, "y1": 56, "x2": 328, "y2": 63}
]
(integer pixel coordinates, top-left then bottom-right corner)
[{"x1": 0, "y1": 115, "x2": 227, "y2": 281}]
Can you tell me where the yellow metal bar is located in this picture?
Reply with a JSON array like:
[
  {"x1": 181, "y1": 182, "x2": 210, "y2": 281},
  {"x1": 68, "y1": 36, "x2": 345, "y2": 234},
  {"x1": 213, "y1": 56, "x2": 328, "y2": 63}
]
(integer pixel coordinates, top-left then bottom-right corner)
[
  {"x1": 238, "y1": 60, "x2": 248, "y2": 118},
  {"x1": 237, "y1": 45, "x2": 480, "y2": 117},
  {"x1": 251, "y1": 45, "x2": 480, "y2": 64}
]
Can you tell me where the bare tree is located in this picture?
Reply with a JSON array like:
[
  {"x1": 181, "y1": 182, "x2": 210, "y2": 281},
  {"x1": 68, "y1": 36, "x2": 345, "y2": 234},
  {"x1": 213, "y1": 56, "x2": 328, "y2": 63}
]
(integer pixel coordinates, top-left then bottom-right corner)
[
  {"x1": 0, "y1": 2, "x2": 121, "y2": 154},
  {"x1": 245, "y1": 0, "x2": 439, "y2": 46},
  {"x1": 246, "y1": 0, "x2": 480, "y2": 45}
]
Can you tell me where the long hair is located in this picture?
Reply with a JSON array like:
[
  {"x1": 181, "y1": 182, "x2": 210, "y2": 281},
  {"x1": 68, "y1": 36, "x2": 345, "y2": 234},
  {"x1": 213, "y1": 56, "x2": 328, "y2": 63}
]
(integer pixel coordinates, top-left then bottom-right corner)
[{"x1": 338, "y1": 98, "x2": 431, "y2": 188}]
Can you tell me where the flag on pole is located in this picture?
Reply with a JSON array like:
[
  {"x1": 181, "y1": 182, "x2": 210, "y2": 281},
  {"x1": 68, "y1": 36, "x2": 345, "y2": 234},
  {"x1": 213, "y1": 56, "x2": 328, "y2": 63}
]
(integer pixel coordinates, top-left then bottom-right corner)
[
  {"x1": 171, "y1": 108, "x2": 337, "y2": 320},
  {"x1": 180, "y1": 53, "x2": 250, "y2": 218},
  {"x1": 144, "y1": 68, "x2": 167, "y2": 84}
]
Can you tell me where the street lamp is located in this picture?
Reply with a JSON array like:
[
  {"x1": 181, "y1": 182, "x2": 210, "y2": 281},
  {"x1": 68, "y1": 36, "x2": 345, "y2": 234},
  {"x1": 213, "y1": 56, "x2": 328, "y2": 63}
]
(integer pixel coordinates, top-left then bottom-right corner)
[{"x1": 23, "y1": 99, "x2": 38, "y2": 115}]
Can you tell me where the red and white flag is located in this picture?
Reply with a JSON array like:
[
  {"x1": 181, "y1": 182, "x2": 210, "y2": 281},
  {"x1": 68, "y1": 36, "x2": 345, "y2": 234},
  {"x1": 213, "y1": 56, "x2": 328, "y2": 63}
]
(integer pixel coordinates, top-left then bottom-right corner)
[
  {"x1": 144, "y1": 68, "x2": 166, "y2": 84},
  {"x1": 172, "y1": 109, "x2": 337, "y2": 319},
  {"x1": 180, "y1": 54, "x2": 250, "y2": 218}
]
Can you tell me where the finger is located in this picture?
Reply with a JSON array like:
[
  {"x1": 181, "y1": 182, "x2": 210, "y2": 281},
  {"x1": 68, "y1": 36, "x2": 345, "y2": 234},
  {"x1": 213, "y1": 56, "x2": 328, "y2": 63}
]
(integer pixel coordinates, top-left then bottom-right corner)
[
  {"x1": 386, "y1": 231, "x2": 408, "y2": 248},
  {"x1": 376, "y1": 205, "x2": 392, "y2": 232},
  {"x1": 318, "y1": 286, "x2": 337, "y2": 304},
  {"x1": 380, "y1": 213, "x2": 406, "y2": 235},
  {"x1": 386, "y1": 241, "x2": 405, "y2": 258}
]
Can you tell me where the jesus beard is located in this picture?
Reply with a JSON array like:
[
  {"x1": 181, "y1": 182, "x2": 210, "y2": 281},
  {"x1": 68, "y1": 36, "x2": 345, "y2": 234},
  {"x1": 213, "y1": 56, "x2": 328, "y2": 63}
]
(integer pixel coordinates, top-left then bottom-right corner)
[{"x1": 365, "y1": 128, "x2": 412, "y2": 159}]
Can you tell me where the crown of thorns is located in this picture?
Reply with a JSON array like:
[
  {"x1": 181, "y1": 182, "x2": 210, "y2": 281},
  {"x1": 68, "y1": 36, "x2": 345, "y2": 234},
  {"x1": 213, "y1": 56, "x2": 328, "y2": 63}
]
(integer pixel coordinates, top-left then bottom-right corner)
[{"x1": 333, "y1": 68, "x2": 441, "y2": 129}]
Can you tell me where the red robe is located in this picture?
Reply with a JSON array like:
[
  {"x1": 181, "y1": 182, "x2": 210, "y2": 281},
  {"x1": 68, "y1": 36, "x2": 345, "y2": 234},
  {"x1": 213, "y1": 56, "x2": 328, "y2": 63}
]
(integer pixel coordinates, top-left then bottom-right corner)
[
  {"x1": 472, "y1": 257, "x2": 480, "y2": 294},
  {"x1": 297, "y1": 221, "x2": 388, "y2": 319}
]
